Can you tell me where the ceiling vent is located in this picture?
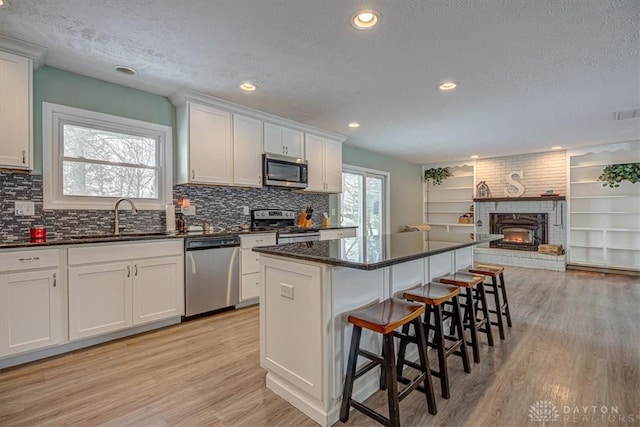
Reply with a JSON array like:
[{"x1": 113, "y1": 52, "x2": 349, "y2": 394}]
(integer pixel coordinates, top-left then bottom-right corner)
[{"x1": 613, "y1": 109, "x2": 640, "y2": 120}]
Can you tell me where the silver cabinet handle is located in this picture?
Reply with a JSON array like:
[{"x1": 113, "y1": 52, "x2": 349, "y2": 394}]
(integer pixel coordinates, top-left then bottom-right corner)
[
  {"x1": 258, "y1": 175, "x2": 262, "y2": 184},
  {"x1": 134, "y1": 264, "x2": 138, "y2": 276},
  {"x1": 127, "y1": 265, "x2": 131, "y2": 277},
  {"x1": 22, "y1": 150, "x2": 26, "y2": 164},
  {"x1": 255, "y1": 239, "x2": 263, "y2": 243},
  {"x1": 192, "y1": 169, "x2": 196, "y2": 180},
  {"x1": 19, "y1": 257, "x2": 40, "y2": 262},
  {"x1": 53, "y1": 273, "x2": 57, "y2": 287}
]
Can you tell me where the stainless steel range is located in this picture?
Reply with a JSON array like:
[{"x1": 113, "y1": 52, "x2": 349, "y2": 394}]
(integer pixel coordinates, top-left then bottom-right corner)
[{"x1": 251, "y1": 209, "x2": 320, "y2": 244}]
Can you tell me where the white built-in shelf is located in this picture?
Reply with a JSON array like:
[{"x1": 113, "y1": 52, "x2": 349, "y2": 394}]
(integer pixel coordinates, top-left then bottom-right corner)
[
  {"x1": 426, "y1": 200, "x2": 473, "y2": 203},
  {"x1": 424, "y1": 164, "x2": 475, "y2": 234},
  {"x1": 571, "y1": 211, "x2": 639, "y2": 214},
  {"x1": 570, "y1": 195, "x2": 627, "y2": 199},
  {"x1": 428, "y1": 186, "x2": 474, "y2": 191},
  {"x1": 568, "y1": 142, "x2": 640, "y2": 271},
  {"x1": 428, "y1": 223, "x2": 475, "y2": 227}
]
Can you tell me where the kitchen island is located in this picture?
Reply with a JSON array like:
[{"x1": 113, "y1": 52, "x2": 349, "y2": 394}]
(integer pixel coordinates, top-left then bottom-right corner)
[{"x1": 254, "y1": 231, "x2": 502, "y2": 426}]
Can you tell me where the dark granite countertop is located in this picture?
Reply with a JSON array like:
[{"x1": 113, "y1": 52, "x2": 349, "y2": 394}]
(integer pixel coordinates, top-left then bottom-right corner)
[
  {"x1": 254, "y1": 231, "x2": 503, "y2": 271},
  {"x1": 0, "y1": 229, "x2": 277, "y2": 249}
]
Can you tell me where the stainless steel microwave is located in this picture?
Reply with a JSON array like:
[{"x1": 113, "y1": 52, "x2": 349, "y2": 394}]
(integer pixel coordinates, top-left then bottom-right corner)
[{"x1": 263, "y1": 154, "x2": 308, "y2": 188}]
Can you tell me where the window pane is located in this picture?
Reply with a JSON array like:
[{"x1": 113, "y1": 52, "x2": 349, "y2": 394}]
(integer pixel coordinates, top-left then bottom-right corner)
[
  {"x1": 63, "y1": 124, "x2": 157, "y2": 166},
  {"x1": 63, "y1": 161, "x2": 159, "y2": 199}
]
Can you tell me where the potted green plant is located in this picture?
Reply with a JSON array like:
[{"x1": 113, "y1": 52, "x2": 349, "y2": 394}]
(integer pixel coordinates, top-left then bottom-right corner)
[
  {"x1": 424, "y1": 167, "x2": 452, "y2": 185},
  {"x1": 597, "y1": 163, "x2": 640, "y2": 188}
]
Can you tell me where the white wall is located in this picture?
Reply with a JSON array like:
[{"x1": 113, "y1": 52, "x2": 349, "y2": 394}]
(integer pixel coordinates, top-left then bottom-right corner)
[{"x1": 475, "y1": 151, "x2": 566, "y2": 197}]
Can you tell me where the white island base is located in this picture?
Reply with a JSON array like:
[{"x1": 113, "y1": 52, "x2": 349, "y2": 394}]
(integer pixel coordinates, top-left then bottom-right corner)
[{"x1": 259, "y1": 244, "x2": 475, "y2": 426}]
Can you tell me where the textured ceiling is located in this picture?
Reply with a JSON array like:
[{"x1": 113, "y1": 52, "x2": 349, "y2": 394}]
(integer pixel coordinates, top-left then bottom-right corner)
[{"x1": 1, "y1": 0, "x2": 638, "y2": 164}]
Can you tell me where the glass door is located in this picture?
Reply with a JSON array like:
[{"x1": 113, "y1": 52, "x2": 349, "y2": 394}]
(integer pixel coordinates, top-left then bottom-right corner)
[{"x1": 340, "y1": 167, "x2": 387, "y2": 262}]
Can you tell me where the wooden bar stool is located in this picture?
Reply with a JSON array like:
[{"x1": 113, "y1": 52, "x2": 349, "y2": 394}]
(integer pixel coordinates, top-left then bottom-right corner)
[
  {"x1": 340, "y1": 298, "x2": 437, "y2": 426},
  {"x1": 398, "y1": 282, "x2": 471, "y2": 399},
  {"x1": 438, "y1": 272, "x2": 494, "y2": 363},
  {"x1": 468, "y1": 264, "x2": 512, "y2": 340}
]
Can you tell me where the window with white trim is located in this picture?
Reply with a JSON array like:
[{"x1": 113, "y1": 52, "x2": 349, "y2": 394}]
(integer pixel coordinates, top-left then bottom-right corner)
[{"x1": 43, "y1": 103, "x2": 173, "y2": 210}]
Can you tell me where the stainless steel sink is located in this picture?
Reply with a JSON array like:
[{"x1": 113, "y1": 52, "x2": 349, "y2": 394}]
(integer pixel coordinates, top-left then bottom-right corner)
[{"x1": 68, "y1": 232, "x2": 169, "y2": 240}]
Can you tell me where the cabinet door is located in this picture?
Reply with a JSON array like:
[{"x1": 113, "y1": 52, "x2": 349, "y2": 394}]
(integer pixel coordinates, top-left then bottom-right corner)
[
  {"x1": 132, "y1": 256, "x2": 183, "y2": 325},
  {"x1": 282, "y1": 127, "x2": 304, "y2": 158},
  {"x1": 304, "y1": 134, "x2": 325, "y2": 192},
  {"x1": 68, "y1": 262, "x2": 132, "y2": 340},
  {"x1": 241, "y1": 272, "x2": 260, "y2": 301},
  {"x1": 0, "y1": 269, "x2": 62, "y2": 356},
  {"x1": 233, "y1": 114, "x2": 263, "y2": 187},
  {"x1": 324, "y1": 138, "x2": 343, "y2": 193},
  {"x1": 263, "y1": 122, "x2": 284, "y2": 155},
  {"x1": 0, "y1": 51, "x2": 31, "y2": 169},
  {"x1": 188, "y1": 102, "x2": 232, "y2": 184}
]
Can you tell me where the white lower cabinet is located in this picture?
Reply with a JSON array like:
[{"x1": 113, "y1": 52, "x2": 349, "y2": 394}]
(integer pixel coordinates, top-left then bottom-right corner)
[
  {"x1": 132, "y1": 256, "x2": 183, "y2": 325},
  {"x1": 68, "y1": 262, "x2": 132, "y2": 340},
  {"x1": 68, "y1": 241, "x2": 184, "y2": 341},
  {"x1": 240, "y1": 233, "x2": 276, "y2": 303},
  {"x1": 0, "y1": 268, "x2": 62, "y2": 356}
]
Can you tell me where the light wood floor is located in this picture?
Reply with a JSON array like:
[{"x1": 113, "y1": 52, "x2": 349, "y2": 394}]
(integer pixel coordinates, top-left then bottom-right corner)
[{"x1": 1, "y1": 267, "x2": 639, "y2": 426}]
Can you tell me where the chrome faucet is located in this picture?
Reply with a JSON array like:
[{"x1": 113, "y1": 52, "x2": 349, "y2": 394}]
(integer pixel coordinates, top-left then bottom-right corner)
[{"x1": 113, "y1": 198, "x2": 138, "y2": 235}]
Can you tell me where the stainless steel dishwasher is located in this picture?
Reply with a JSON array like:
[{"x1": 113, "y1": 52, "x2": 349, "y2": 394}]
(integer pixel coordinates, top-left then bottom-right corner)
[{"x1": 184, "y1": 236, "x2": 240, "y2": 317}]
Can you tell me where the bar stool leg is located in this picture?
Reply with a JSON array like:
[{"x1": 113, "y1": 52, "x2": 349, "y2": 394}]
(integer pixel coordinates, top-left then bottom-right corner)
[
  {"x1": 490, "y1": 275, "x2": 506, "y2": 340},
  {"x1": 433, "y1": 304, "x2": 450, "y2": 399},
  {"x1": 452, "y1": 296, "x2": 471, "y2": 374},
  {"x1": 413, "y1": 317, "x2": 437, "y2": 415},
  {"x1": 340, "y1": 325, "x2": 362, "y2": 422},
  {"x1": 477, "y1": 282, "x2": 495, "y2": 347},
  {"x1": 383, "y1": 334, "x2": 400, "y2": 427},
  {"x1": 500, "y1": 272, "x2": 513, "y2": 327},
  {"x1": 464, "y1": 287, "x2": 481, "y2": 363},
  {"x1": 394, "y1": 323, "x2": 411, "y2": 380}
]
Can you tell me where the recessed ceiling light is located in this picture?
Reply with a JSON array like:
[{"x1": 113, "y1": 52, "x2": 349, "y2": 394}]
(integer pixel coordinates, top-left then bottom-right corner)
[
  {"x1": 239, "y1": 82, "x2": 258, "y2": 92},
  {"x1": 0, "y1": 0, "x2": 8, "y2": 9},
  {"x1": 114, "y1": 65, "x2": 137, "y2": 76},
  {"x1": 551, "y1": 146, "x2": 563, "y2": 150},
  {"x1": 351, "y1": 10, "x2": 380, "y2": 29},
  {"x1": 470, "y1": 155, "x2": 479, "y2": 159},
  {"x1": 438, "y1": 81, "x2": 458, "y2": 91},
  {"x1": 348, "y1": 122, "x2": 360, "y2": 128}
]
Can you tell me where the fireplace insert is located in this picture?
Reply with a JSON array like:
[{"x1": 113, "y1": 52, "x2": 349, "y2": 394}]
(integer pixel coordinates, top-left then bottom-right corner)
[{"x1": 490, "y1": 213, "x2": 548, "y2": 251}]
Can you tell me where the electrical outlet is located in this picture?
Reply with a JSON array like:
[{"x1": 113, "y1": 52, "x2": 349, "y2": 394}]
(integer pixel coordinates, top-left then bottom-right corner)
[
  {"x1": 280, "y1": 284, "x2": 294, "y2": 299},
  {"x1": 15, "y1": 201, "x2": 35, "y2": 216},
  {"x1": 243, "y1": 206, "x2": 250, "y2": 215},
  {"x1": 182, "y1": 206, "x2": 196, "y2": 216},
  {"x1": 331, "y1": 208, "x2": 336, "y2": 216}
]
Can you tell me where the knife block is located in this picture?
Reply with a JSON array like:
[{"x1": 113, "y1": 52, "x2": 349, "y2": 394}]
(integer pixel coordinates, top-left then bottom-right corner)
[{"x1": 297, "y1": 211, "x2": 307, "y2": 227}]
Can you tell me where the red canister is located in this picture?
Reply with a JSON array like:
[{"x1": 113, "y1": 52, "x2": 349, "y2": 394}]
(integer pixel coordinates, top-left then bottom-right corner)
[{"x1": 30, "y1": 226, "x2": 47, "y2": 243}]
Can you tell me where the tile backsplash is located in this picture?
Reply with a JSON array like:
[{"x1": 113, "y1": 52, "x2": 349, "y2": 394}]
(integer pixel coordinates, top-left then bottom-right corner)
[{"x1": 0, "y1": 172, "x2": 328, "y2": 241}]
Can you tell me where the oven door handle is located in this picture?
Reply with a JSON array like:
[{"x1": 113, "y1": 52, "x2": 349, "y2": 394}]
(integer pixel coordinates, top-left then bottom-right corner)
[{"x1": 187, "y1": 251, "x2": 197, "y2": 275}]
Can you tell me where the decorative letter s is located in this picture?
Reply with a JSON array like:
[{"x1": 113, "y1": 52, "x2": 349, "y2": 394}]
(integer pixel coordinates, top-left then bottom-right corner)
[{"x1": 505, "y1": 170, "x2": 525, "y2": 197}]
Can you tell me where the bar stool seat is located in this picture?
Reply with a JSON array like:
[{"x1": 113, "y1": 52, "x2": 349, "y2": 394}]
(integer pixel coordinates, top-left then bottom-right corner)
[
  {"x1": 438, "y1": 272, "x2": 494, "y2": 363},
  {"x1": 400, "y1": 282, "x2": 471, "y2": 399},
  {"x1": 468, "y1": 264, "x2": 512, "y2": 339},
  {"x1": 340, "y1": 298, "x2": 437, "y2": 426}
]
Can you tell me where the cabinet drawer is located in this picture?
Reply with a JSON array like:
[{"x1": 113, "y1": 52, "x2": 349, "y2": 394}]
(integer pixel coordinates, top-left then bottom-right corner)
[
  {"x1": 0, "y1": 249, "x2": 60, "y2": 272},
  {"x1": 241, "y1": 249, "x2": 261, "y2": 274},
  {"x1": 319, "y1": 228, "x2": 357, "y2": 241},
  {"x1": 68, "y1": 240, "x2": 183, "y2": 265},
  {"x1": 240, "y1": 233, "x2": 276, "y2": 249}
]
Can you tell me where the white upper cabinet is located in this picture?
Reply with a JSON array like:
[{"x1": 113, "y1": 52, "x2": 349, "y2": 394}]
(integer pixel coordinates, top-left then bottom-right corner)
[
  {"x1": 264, "y1": 122, "x2": 304, "y2": 158},
  {"x1": 185, "y1": 102, "x2": 233, "y2": 185},
  {"x1": 304, "y1": 134, "x2": 342, "y2": 193},
  {"x1": 0, "y1": 50, "x2": 32, "y2": 170},
  {"x1": 233, "y1": 114, "x2": 263, "y2": 187}
]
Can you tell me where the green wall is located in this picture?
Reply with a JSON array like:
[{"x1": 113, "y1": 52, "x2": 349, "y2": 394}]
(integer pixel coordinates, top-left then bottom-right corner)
[
  {"x1": 333, "y1": 145, "x2": 423, "y2": 233},
  {"x1": 32, "y1": 66, "x2": 175, "y2": 173}
]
